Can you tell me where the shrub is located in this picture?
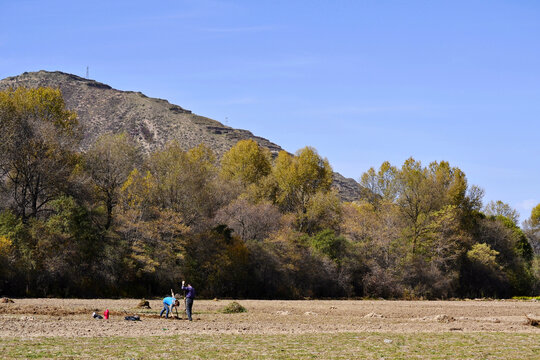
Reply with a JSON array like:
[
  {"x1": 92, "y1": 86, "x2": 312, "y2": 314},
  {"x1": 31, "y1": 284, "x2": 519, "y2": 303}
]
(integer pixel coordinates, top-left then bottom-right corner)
[{"x1": 221, "y1": 301, "x2": 247, "y2": 313}]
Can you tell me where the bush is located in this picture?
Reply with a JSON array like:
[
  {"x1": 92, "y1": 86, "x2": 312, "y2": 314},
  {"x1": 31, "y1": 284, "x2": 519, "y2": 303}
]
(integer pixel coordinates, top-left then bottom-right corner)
[
  {"x1": 512, "y1": 296, "x2": 540, "y2": 300},
  {"x1": 221, "y1": 301, "x2": 247, "y2": 313}
]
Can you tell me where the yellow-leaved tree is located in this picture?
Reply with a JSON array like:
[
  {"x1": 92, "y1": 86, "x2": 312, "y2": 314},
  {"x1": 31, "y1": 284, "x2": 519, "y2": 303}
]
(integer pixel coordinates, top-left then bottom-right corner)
[
  {"x1": 0, "y1": 87, "x2": 79, "y2": 221},
  {"x1": 271, "y1": 147, "x2": 333, "y2": 213},
  {"x1": 220, "y1": 139, "x2": 271, "y2": 186}
]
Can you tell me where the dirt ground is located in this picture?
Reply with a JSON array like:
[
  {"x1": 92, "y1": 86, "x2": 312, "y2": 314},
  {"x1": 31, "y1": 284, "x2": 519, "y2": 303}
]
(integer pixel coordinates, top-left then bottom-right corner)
[{"x1": 0, "y1": 298, "x2": 539, "y2": 338}]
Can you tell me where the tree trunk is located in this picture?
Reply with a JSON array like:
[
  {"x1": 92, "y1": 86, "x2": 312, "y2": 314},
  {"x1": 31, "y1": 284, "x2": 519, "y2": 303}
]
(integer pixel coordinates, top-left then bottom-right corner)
[{"x1": 105, "y1": 192, "x2": 113, "y2": 230}]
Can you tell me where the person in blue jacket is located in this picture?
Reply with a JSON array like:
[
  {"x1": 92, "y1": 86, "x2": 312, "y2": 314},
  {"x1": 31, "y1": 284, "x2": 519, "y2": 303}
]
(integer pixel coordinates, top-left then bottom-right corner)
[
  {"x1": 160, "y1": 296, "x2": 179, "y2": 318},
  {"x1": 181, "y1": 280, "x2": 195, "y2": 321}
]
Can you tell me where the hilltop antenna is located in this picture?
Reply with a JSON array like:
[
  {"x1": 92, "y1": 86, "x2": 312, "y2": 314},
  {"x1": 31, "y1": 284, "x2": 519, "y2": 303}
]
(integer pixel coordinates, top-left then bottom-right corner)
[{"x1": 86, "y1": 66, "x2": 89, "y2": 79}]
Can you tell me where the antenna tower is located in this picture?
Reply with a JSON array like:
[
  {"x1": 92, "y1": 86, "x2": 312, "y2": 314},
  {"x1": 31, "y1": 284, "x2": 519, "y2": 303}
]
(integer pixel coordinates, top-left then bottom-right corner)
[{"x1": 86, "y1": 66, "x2": 89, "y2": 79}]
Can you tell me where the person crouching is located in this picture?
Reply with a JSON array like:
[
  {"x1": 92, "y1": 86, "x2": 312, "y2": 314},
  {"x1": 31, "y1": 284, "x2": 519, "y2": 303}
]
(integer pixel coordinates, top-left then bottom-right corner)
[{"x1": 160, "y1": 296, "x2": 179, "y2": 319}]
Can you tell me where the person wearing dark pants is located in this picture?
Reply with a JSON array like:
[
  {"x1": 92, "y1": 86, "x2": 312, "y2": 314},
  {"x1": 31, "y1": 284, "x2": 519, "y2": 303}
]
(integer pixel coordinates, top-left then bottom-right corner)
[{"x1": 181, "y1": 280, "x2": 195, "y2": 321}]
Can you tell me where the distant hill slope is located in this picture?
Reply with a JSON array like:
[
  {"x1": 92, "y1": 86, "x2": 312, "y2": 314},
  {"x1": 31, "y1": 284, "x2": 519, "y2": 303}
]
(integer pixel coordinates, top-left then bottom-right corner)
[{"x1": 0, "y1": 70, "x2": 361, "y2": 201}]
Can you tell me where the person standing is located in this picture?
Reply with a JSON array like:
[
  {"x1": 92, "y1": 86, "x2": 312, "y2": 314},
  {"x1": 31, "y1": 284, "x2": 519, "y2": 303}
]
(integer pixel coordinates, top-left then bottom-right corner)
[
  {"x1": 181, "y1": 280, "x2": 195, "y2": 321},
  {"x1": 160, "y1": 296, "x2": 179, "y2": 319}
]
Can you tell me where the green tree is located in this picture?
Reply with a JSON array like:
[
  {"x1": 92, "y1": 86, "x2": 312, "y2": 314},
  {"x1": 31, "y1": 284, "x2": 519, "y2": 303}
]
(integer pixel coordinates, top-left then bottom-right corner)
[
  {"x1": 395, "y1": 158, "x2": 433, "y2": 254},
  {"x1": 358, "y1": 158, "x2": 478, "y2": 297},
  {"x1": 0, "y1": 210, "x2": 30, "y2": 294},
  {"x1": 393, "y1": 159, "x2": 469, "y2": 254},
  {"x1": 523, "y1": 203, "x2": 540, "y2": 255},
  {"x1": 472, "y1": 216, "x2": 534, "y2": 296},
  {"x1": 496, "y1": 216, "x2": 534, "y2": 263},
  {"x1": 34, "y1": 196, "x2": 102, "y2": 296},
  {"x1": 400, "y1": 205, "x2": 470, "y2": 298},
  {"x1": 467, "y1": 243, "x2": 500, "y2": 269},
  {"x1": 307, "y1": 229, "x2": 347, "y2": 263},
  {"x1": 462, "y1": 243, "x2": 507, "y2": 298},
  {"x1": 531, "y1": 204, "x2": 540, "y2": 226}
]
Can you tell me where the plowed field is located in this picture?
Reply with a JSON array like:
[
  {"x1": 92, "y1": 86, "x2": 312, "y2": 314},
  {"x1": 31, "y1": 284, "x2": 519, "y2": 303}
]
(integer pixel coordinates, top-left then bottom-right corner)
[{"x1": 1, "y1": 298, "x2": 539, "y2": 338}]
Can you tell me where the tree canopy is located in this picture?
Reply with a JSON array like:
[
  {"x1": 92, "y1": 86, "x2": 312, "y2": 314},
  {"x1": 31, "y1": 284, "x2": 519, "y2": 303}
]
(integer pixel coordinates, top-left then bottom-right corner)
[{"x1": 0, "y1": 87, "x2": 537, "y2": 299}]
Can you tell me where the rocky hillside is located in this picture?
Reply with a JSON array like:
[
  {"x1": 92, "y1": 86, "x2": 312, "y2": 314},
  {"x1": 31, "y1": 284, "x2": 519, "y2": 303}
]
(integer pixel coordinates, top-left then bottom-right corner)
[{"x1": 0, "y1": 70, "x2": 361, "y2": 201}]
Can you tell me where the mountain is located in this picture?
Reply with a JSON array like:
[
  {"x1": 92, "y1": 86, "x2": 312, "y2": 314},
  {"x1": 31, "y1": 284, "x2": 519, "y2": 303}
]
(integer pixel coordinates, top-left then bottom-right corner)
[{"x1": 0, "y1": 70, "x2": 362, "y2": 201}]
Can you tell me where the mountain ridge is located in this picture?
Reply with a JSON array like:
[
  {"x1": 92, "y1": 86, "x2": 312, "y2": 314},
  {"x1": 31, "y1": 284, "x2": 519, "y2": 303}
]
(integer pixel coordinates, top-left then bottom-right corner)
[{"x1": 0, "y1": 70, "x2": 361, "y2": 201}]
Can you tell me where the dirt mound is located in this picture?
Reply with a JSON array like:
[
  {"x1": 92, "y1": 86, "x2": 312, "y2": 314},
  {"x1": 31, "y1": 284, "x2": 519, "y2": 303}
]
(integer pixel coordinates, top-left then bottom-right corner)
[
  {"x1": 364, "y1": 312, "x2": 384, "y2": 318},
  {"x1": 525, "y1": 314, "x2": 540, "y2": 327},
  {"x1": 137, "y1": 299, "x2": 151, "y2": 309},
  {"x1": 435, "y1": 314, "x2": 455, "y2": 323}
]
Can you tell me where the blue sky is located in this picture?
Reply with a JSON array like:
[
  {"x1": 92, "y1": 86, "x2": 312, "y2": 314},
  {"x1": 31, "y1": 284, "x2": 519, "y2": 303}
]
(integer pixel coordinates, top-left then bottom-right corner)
[{"x1": 1, "y1": 0, "x2": 539, "y2": 221}]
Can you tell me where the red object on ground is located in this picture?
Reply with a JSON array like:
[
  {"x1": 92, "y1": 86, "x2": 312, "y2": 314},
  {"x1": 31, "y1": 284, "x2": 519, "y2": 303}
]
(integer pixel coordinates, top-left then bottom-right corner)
[{"x1": 104, "y1": 309, "x2": 109, "y2": 319}]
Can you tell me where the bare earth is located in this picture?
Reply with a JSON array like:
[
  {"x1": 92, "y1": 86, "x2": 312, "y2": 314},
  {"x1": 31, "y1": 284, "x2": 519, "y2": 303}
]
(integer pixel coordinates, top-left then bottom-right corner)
[{"x1": 0, "y1": 298, "x2": 539, "y2": 338}]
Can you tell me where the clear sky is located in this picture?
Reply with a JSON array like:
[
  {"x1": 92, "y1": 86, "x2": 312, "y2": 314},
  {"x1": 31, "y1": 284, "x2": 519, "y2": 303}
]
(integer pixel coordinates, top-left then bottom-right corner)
[{"x1": 1, "y1": 0, "x2": 539, "y2": 222}]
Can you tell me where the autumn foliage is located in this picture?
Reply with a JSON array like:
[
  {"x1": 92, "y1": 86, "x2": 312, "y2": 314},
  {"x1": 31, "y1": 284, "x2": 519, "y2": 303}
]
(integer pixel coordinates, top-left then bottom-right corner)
[{"x1": 0, "y1": 88, "x2": 537, "y2": 299}]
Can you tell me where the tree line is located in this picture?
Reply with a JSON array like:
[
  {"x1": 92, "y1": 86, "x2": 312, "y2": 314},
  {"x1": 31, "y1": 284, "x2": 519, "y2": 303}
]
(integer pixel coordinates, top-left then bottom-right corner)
[{"x1": 0, "y1": 87, "x2": 538, "y2": 299}]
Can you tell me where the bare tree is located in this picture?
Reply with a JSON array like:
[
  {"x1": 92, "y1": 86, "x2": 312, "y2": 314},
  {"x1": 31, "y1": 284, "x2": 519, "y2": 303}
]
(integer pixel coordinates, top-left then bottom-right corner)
[
  {"x1": 85, "y1": 133, "x2": 141, "y2": 229},
  {"x1": 214, "y1": 199, "x2": 282, "y2": 241}
]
